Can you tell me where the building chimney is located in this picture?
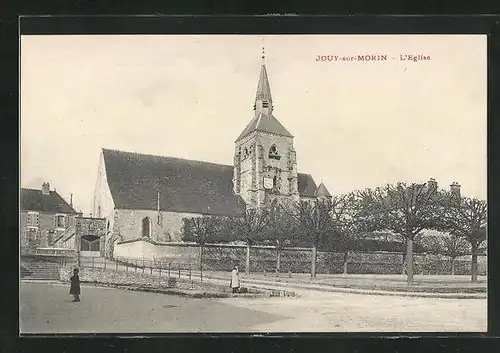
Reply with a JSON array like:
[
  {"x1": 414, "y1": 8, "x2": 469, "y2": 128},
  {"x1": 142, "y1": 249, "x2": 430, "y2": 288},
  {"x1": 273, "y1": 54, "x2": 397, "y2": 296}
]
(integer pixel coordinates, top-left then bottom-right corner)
[
  {"x1": 450, "y1": 182, "x2": 461, "y2": 198},
  {"x1": 70, "y1": 193, "x2": 73, "y2": 208},
  {"x1": 427, "y1": 177, "x2": 438, "y2": 192},
  {"x1": 42, "y1": 182, "x2": 50, "y2": 195}
]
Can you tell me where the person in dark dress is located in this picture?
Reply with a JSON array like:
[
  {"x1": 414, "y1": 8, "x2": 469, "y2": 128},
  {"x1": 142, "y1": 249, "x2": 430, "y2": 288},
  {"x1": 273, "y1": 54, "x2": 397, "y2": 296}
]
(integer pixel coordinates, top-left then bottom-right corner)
[{"x1": 69, "y1": 268, "x2": 81, "y2": 302}]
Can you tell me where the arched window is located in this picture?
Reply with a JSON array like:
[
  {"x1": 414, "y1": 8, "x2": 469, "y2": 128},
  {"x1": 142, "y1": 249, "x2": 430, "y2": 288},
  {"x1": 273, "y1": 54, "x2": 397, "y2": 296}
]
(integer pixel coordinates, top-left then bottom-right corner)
[
  {"x1": 142, "y1": 217, "x2": 151, "y2": 238},
  {"x1": 271, "y1": 199, "x2": 279, "y2": 213},
  {"x1": 269, "y1": 145, "x2": 281, "y2": 160},
  {"x1": 81, "y1": 235, "x2": 100, "y2": 252},
  {"x1": 273, "y1": 176, "x2": 278, "y2": 191}
]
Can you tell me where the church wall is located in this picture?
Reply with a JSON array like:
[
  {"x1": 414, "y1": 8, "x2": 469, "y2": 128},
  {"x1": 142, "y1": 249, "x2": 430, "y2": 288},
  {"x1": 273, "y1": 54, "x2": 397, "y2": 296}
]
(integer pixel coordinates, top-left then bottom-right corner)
[
  {"x1": 235, "y1": 130, "x2": 299, "y2": 208},
  {"x1": 256, "y1": 132, "x2": 296, "y2": 196},
  {"x1": 114, "y1": 239, "x2": 199, "y2": 261},
  {"x1": 299, "y1": 196, "x2": 317, "y2": 203},
  {"x1": 235, "y1": 132, "x2": 256, "y2": 205},
  {"x1": 113, "y1": 209, "x2": 204, "y2": 244},
  {"x1": 93, "y1": 151, "x2": 116, "y2": 257}
]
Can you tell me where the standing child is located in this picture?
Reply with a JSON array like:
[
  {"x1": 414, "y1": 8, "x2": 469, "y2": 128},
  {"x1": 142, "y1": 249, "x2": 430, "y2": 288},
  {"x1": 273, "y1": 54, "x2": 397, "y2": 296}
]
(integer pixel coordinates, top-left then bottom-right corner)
[
  {"x1": 230, "y1": 265, "x2": 240, "y2": 294},
  {"x1": 70, "y1": 268, "x2": 81, "y2": 302}
]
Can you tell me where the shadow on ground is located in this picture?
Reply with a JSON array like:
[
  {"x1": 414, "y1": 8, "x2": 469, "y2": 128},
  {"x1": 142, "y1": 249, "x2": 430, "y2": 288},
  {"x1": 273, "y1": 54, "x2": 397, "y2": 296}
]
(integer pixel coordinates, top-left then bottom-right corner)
[{"x1": 20, "y1": 282, "x2": 289, "y2": 333}]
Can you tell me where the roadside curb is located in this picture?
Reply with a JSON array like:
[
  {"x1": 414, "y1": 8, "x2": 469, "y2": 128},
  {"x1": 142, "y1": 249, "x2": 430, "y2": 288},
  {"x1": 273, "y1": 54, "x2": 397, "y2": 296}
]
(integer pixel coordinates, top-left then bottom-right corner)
[
  {"x1": 191, "y1": 276, "x2": 486, "y2": 299},
  {"x1": 240, "y1": 281, "x2": 486, "y2": 299},
  {"x1": 20, "y1": 279, "x2": 273, "y2": 299}
]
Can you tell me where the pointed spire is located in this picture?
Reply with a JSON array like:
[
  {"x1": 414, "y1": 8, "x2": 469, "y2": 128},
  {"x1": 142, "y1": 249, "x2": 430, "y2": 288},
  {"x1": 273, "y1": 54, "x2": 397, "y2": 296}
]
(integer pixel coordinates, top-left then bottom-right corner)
[{"x1": 254, "y1": 40, "x2": 273, "y2": 115}]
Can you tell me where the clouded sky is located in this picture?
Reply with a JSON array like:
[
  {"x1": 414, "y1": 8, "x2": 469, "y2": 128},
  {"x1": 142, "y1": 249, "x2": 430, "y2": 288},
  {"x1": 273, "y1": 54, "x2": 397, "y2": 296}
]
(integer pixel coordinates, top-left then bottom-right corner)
[{"x1": 21, "y1": 35, "x2": 487, "y2": 214}]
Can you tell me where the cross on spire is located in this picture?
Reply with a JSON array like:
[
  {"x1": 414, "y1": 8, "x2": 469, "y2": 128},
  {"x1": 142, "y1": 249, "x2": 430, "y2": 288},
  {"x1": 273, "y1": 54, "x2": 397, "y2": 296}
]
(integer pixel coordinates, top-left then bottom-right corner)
[{"x1": 261, "y1": 38, "x2": 266, "y2": 64}]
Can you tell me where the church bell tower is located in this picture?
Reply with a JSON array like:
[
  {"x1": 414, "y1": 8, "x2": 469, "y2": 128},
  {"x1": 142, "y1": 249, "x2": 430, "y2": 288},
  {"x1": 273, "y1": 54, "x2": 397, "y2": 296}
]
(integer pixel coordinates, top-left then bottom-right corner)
[{"x1": 233, "y1": 46, "x2": 299, "y2": 210}]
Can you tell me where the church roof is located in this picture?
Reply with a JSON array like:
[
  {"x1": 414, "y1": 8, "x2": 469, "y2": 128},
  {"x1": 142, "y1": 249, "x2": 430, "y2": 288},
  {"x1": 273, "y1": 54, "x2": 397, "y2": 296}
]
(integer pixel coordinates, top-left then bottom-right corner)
[
  {"x1": 236, "y1": 113, "x2": 294, "y2": 142},
  {"x1": 21, "y1": 188, "x2": 77, "y2": 214},
  {"x1": 315, "y1": 182, "x2": 332, "y2": 197},
  {"x1": 102, "y1": 149, "x2": 246, "y2": 217},
  {"x1": 102, "y1": 149, "x2": 319, "y2": 213},
  {"x1": 297, "y1": 173, "x2": 318, "y2": 198},
  {"x1": 255, "y1": 64, "x2": 273, "y2": 105}
]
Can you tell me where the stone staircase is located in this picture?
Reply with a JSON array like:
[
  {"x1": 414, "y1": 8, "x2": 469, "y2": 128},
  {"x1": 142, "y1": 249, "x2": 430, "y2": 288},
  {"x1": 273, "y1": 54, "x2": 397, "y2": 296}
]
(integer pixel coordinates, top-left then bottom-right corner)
[{"x1": 21, "y1": 257, "x2": 61, "y2": 280}]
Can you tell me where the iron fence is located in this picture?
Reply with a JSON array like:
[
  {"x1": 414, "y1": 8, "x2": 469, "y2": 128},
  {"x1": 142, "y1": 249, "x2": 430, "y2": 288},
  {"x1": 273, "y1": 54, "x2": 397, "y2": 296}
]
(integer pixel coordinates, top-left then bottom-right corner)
[{"x1": 77, "y1": 255, "x2": 202, "y2": 281}]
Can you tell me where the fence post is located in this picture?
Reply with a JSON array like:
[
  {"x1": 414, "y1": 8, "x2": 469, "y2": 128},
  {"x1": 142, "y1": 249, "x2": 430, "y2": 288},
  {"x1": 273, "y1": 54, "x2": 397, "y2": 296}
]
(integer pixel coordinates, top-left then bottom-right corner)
[
  {"x1": 126, "y1": 262, "x2": 128, "y2": 272},
  {"x1": 115, "y1": 260, "x2": 118, "y2": 271},
  {"x1": 189, "y1": 264, "x2": 192, "y2": 280},
  {"x1": 168, "y1": 263, "x2": 171, "y2": 277},
  {"x1": 159, "y1": 261, "x2": 162, "y2": 277},
  {"x1": 150, "y1": 263, "x2": 153, "y2": 275},
  {"x1": 92, "y1": 257, "x2": 95, "y2": 268}
]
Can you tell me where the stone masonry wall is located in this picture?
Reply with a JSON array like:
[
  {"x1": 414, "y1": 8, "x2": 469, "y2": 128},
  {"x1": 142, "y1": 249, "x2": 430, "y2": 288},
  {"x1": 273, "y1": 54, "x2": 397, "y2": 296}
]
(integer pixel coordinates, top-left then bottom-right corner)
[
  {"x1": 59, "y1": 266, "x2": 235, "y2": 293},
  {"x1": 20, "y1": 211, "x2": 75, "y2": 249},
  {"x1": 114, "y1": 209, "x2": 203, "y2": 244}
]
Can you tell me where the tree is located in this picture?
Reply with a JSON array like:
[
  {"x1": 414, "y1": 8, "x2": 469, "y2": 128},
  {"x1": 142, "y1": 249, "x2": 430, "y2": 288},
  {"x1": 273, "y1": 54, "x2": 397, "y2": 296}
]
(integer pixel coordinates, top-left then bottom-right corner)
[
  {"x1": 360, "y1": 182, "x2": 446, "y2": 284},
  {"x1": 293, "y1": 198, "x2": 334, "y2": 278},
  {"x1": 181, "y1": 215, "x2": 222, "y2": 280},
  {"x1": 230, "y1": 208, "x2": 270, "y2": 275},
  {"x1": 441, "y1": 196, "x2": 487, "y2": 283},
  {"x1": 416, "y1": 232, "x2": 470, "y2": 275},
  {"x1": 327, "y1": 192, "x2": 365, "y2": 275},
  {"x1": 265, "y1": 202, "x2": 300, "y2": 276}
]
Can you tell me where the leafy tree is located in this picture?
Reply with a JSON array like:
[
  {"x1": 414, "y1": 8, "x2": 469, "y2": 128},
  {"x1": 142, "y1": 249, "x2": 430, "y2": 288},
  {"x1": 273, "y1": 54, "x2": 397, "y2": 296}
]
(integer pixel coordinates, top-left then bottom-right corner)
[
  {"x1": 440, "y1": 196, "x2": 487, "y2": 282},
  {"x1": 229, "y1": 208, "x2": 270, "y2": 275},
  {"x1": 359, "y1": 182, "x2": 446, "y2": 284},
  {"x1": 182, "y1": 215, "x2": 222, "y2": 280}
]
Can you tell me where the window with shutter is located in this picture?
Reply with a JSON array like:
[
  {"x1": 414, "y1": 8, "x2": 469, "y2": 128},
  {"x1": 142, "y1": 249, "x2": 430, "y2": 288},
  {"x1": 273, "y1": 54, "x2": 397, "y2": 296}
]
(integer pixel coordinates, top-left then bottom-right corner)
[
  {"x1": 27, "y1": 212, "x2": 39, "y2": 227},
  {"x1": 55, "y1": 214, "x2": 66, "y2": 228}
]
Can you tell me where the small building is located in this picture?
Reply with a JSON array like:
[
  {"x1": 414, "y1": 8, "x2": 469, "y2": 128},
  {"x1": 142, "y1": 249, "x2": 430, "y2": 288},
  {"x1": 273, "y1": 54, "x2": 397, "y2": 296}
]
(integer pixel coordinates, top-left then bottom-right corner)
[
  {"x1": 20, "y1": 182, "x2": 77, "y2": 254},
  {"x1": 74, "y1": 216, "x2": 107, "y2": 258}
]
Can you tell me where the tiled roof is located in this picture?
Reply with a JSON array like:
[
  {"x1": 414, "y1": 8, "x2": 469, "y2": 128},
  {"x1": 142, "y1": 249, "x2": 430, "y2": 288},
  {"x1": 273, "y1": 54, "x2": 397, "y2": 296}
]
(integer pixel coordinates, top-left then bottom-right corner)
[
  {"x1": 236, "y1": 113, "x2": 293, "y2": 142},
  {"x1": 21, "y1": 189, "x2": 76, "y2": 214},
  {"x1": 297, "y1": 173, "x2": 318, "y2": 198},
  {"x1": 255, "y1": 64, "x2": 273, "y2": 105},
  {"x1": 102, "y1": 149, "x2": 246, "y2": 217},
  {"x1": 315, "y1": 182, "x2": 332, "y2": 197},
  {"x1": 102, "y1": 149, "x2": 319, "y2": 213}
]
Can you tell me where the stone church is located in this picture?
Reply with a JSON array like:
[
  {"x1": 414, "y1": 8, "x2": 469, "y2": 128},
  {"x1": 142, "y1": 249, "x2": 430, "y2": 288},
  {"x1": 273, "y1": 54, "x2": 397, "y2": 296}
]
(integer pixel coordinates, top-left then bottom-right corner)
[{"x1": 93, "y1": 52, "x2": 331, "y2": 259}]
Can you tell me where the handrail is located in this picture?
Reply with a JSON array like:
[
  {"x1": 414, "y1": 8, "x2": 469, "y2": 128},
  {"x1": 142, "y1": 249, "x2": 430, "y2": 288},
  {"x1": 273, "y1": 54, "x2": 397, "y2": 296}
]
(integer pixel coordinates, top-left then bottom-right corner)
[
  {"x1": 53, "y1": 225, "x2": 76, "y2": 245},
  {"x1": 35, "y1": 247, "x2": 76, "y2": 257}
]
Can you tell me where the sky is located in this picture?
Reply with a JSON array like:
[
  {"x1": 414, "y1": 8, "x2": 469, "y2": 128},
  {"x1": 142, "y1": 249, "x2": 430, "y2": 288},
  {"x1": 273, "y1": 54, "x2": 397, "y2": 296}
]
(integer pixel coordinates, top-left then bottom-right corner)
[{"x1": 20, "y1": 34, "x2": 487, "y2": 214}]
